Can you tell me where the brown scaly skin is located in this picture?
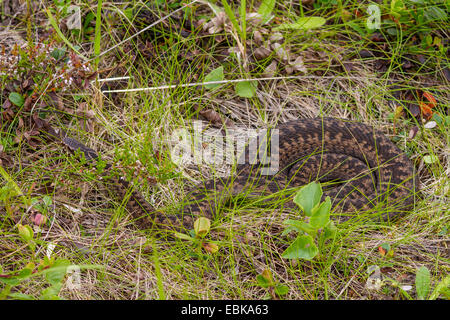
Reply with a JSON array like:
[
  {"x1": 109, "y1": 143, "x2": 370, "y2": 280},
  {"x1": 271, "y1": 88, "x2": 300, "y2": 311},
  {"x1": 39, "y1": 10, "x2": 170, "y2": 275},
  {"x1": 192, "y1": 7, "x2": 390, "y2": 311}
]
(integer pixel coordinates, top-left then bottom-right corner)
[{"x1": 39, "y1": 117, "x2": 417, "y2": 232}]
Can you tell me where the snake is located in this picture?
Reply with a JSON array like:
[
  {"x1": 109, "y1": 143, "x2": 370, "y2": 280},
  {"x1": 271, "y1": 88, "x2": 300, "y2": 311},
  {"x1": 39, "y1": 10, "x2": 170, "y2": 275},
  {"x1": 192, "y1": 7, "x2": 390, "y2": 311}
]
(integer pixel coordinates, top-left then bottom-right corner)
[{"x1": 38, "y1": 117, "x2": 417, "y2": 232}]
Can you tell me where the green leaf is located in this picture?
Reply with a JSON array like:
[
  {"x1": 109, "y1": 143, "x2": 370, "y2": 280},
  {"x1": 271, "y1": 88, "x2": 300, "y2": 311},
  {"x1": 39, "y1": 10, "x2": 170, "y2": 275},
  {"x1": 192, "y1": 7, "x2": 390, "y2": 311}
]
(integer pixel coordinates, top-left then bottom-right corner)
[
  {"x1": 43, "y1": 195, "x2": 52, "y2": 207},
  {"x1": 235, "y1": 81, "x2": 257, "y2": 98},
  {"x1": 202, "y1": 241, "x2": 219, "y2": 253},
  {"x1": 203, "y1": 66, "x2": 224, "y2": 89},
  {"x1": 416, "y1": 266, "x2": 431, "y2": 300},
  {"x1": 274, "y1": 284, "x2": 289, "y2": 296},
  {"x1": 423, "y1": 155, "x2": 439, "y2": 164},
  {"x1": 39, "y1": 283, "x2": 62, "y2": 300},
  {"x1": 281, "y1": 225, "x2": 298, "y2": 236},
  {"x1": 221, "y1": 0, "x2": 243, "y2": 39},
  {"x1": 274, "y1": 16, "x2": 326, "y2": 31},
  {"x1": 45, "y1": 9, "x2": 88, "y2": 60},
  {"x1": 390, "y1": 0, "x2": 405, "y2": 16},
  {"x1": 310, "y1": 196, "x2": 331, "y2": 228},
  {"x1": 9, "y1": 92, "x2": 25, "y2": 107},
  {"x1": 380, "y1": 242, "x2": 391, "y2": 252},
  {"x1": 8, "y1": 292, "x2": 35, "y2": 300},
  {"x1": 0, "y1": 277, "x2": 20, "y2": 286},
  {"x1": 93, "y1": 0, "x2": 103, "y2": 67},
  {"x1": 45, "y1": 259, "x2": 70, "y2": 285},
  {"x1": 257, "y1": 0, "x2": 276, "y2": 24},
  {"x1": 84, "y1": 12, "x2": 97, "y2": 29},
  {"x1": 17, "y1": 224, "x2": 33, "y2": 242},
  {"x1": 173, "y1": 232, "x2": 195, "y2": 241},
  {"x1": 50, "y1": 47, "x2": 66, "y2": 60},
  {"x1": 283, "y1": 219, "x2": 316, "y2": 235},
  {"x1": 239, "y1": 0, "x2": 246, "y2": 43},
  {"x1": 17, "y1": 267, "x2": 33, "y2": 279},
  {"x1": 293, "y1": 182, "x2": 322, "y2": 216},
  {"x1": 281, "y1": 235, "x2": 318, "y2": 260},
  {"x1": 256, "y1": 274, "x2": 271, "y2": 288},
  {"x1": 445, "y1": 116, "x2": 450, "y2": 126},
  {"x1": 194, "y1": 217, "x2": 211, "y2": 237},
  {"x1": 322, "y1": 221, "x2": 337, "y2": 241}
]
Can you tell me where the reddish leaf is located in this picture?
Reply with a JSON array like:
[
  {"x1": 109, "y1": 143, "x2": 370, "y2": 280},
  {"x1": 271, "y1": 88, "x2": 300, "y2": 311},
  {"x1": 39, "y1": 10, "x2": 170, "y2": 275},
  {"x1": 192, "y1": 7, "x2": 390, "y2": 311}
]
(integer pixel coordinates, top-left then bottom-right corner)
[
  {"x1": 31, "y1": 213, "x2": 47, "y2": 226},
  {"x1": 378, "y1": 246, "x2": 387, "y2": 256},
  {"x1": 422, "y1": 92, "x2": 437, "y2": 108},
  {"x1": 419, "y1": 102, "x2": 433, "y2": 120},
  {"x1": 202, "y1": 242, "x2": 219, "y2": 254}
]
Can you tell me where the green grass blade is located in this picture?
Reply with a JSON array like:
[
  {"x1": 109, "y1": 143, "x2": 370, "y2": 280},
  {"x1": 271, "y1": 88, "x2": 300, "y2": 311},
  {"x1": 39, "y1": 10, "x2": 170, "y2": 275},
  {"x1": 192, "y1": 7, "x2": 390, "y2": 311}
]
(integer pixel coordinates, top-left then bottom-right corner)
[
  {"x1": 94, "y1": 0, "x2": 103, "y2": 68},
  {"x1": 221, "y1": 0, "x2": 243, "y2": 40},
  {"x1": 45, "y1": 8, "x2": 88, "y2": 61}
]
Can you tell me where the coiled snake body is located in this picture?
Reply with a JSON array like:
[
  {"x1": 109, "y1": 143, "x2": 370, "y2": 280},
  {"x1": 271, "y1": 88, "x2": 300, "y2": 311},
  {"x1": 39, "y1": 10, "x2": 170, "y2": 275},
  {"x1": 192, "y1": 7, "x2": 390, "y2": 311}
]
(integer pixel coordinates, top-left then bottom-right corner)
[{"x1": 41, "y1": 117, "x2": 416, "y2": 231}]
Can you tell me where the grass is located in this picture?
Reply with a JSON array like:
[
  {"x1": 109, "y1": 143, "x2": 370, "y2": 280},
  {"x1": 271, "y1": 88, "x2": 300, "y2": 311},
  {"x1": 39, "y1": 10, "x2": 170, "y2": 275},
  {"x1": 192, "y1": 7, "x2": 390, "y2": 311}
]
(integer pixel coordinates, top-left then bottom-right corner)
[{"x1": 0, "y1": 0, "x2": 449, "y2": 300}]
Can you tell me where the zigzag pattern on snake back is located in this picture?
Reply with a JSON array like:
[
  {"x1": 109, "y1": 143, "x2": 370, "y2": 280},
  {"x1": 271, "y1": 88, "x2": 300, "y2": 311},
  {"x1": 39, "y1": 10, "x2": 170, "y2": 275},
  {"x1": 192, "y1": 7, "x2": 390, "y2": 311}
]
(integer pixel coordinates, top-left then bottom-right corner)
[{"x1": 40, "y1": 117, "x2": 417, "y2": 232}]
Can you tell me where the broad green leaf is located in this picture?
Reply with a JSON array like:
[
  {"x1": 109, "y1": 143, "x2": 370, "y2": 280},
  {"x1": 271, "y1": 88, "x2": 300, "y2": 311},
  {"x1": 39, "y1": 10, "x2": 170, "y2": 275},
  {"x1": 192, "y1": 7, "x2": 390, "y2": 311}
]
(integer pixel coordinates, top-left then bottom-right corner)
[
  {"x1": 0, "y1": 277, "x2": 20, "y2": 286},
  {"x1": 50, "y1": 47, "x2": 66, "y2": 60},
  {"x1": 274, "y1": 284, "x2": 289, "y2": 296},
  {"x1": 203, "y1": 66, "x2": 224, "y2": 89},
  {"x1": 39, "y1": 283, "x2": 62, "y2": 300},
  {"x1": 310, "y1": 196, "x2": 331, "y2": 228},
  {"x1": 8, "y1": 292, "x2": 35, "y2": 300},
  {"x1": 380, "y1": 243, "x2": 391, "y2": 251},
  {"x1": 274, "y1": 16, "x2": 326, "y2": 31},
  {"x1": 293, "y1": 182, "x2": 322, "y2": 216},
  {"x1": 281, "y1": 225, "x2": 298, "y2": 237},
  {"x1": 445, "y1": 116, "x2": 450, "y2": 126},
  {"x1": 256, "y1": 275, "x2": 271, "y2": 288},
  {"x1": 174, "y1": 232, "x2": 195, "y2": 241},
  {"x1": 43, "y1": 195, "x2": 52, "y2": 206},
  {"x1": 194, "y1": 217, "x2": 211, "y2": 237},
  {"x1": 283, "y1": 219, "x2": 316, "y2": 235},
  {"x1": 416, "y1": 266, "x2": 431, "y2": 300},
  {"x1": 423, "y1": 155, "x2": 439, "y2": 164},
  {"x1": 202, "y1": 241, "x2": 219, "y2": 253},
  {"x1": 45, "y1": 259, "x2": 70, "y2": 285},
  {"x1": 257, "y1": 0, "x2": 276, "y2": 24},
  {"x1": 9, "y1": 92, "x2": 25, "y2": 107},
  {"x1": 17, "y1": 224, "x2": 33, "y2": 242},
  {"x1": 390, "y1": 0, "x2": 405, "y2": 16},
  {"x1": 322, "y1": 221, "x2": 337, "y2": 241},
  {"x1": 281, "y1": 235, "x2": 318, "y2": 260},
  {"x1": 235, "y1": 80, "x2": 257, "y2": 98},
  {"x1": 17, "y1": 267, "x2": 33, "y2": 279},
  {"x1": 259, "y1": 269, "x2": 274, "y2": 286}
]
